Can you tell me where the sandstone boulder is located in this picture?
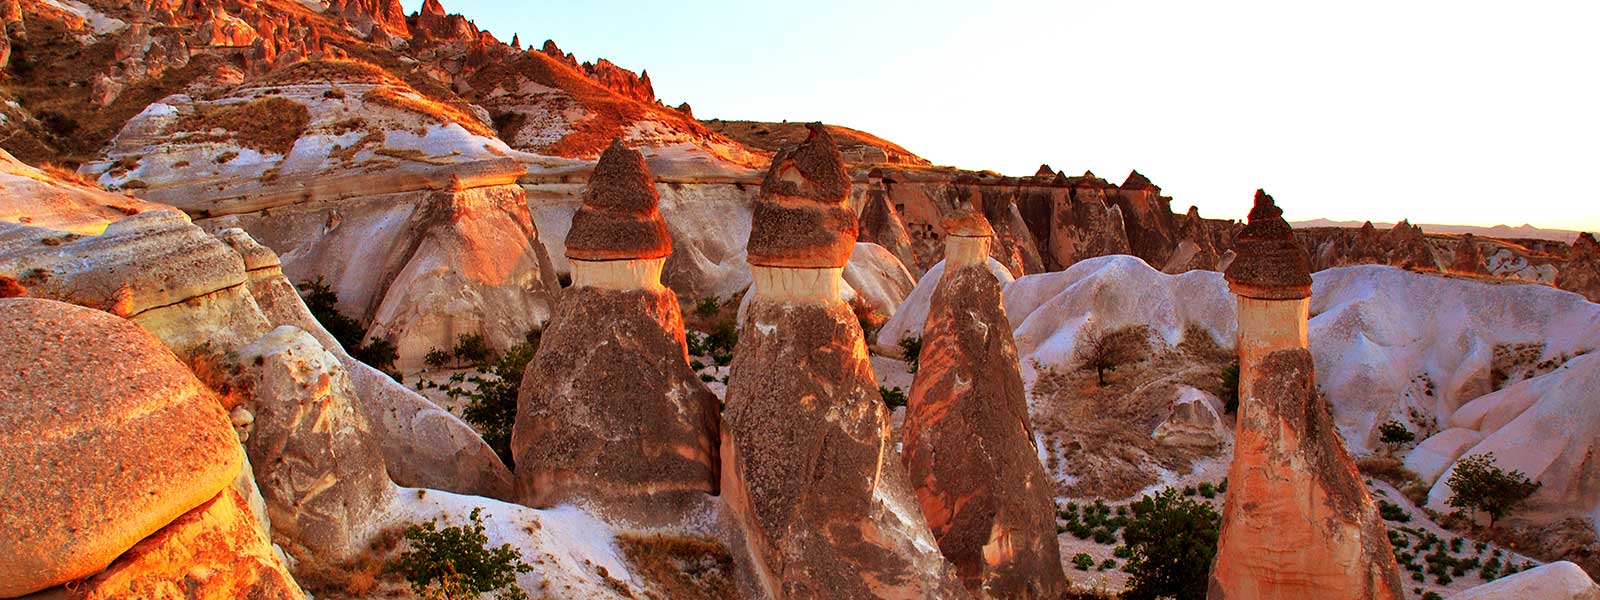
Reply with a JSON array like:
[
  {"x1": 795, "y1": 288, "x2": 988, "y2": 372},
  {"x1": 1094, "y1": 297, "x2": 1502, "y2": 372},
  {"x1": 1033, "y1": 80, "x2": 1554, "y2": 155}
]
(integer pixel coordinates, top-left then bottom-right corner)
[{"x1": 0, "y1": 298, "x2": 244, "y2": 597}]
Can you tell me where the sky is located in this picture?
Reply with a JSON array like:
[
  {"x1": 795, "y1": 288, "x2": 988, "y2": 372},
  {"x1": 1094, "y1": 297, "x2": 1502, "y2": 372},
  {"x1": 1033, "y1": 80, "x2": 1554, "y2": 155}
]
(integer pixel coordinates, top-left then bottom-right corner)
[{"x1": 404, "y1": 1, "x2": 1600, "y2": 231}]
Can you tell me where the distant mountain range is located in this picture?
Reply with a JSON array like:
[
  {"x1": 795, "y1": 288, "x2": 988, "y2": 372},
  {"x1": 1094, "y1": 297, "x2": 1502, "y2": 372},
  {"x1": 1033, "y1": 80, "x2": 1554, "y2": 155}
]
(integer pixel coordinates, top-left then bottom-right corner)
[{"x1": 1292, "y1": 219, "x2": 1584, "y2": 243}]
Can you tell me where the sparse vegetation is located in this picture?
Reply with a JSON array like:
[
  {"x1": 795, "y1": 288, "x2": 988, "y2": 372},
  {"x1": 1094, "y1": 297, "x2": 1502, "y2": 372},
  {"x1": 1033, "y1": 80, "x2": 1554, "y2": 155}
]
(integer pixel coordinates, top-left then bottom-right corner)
[
  {"x1": 899, "y1": 336, "x2": 922, "y2": 374},
  {"x1": 1447, "y1": 452, "x2": 1541, "y2": 528},
  {"x1": 176, "y1": 96, "x2": 311, "y2": 156},
  {"x1": 452, "y1": 333, "x2": 494, "y2": 366},
  {"x1": 1118, "y1": 488, "x2": 1222, "y2": 600},
  {"x1": 1379, "y1": 419, "x2": 1416, "y2": 455},
  {"x1": 388, "y1": 507, "x2": 531, "y2": 600},
  {"x1": 1220, "y1": 361, "x2": 1240, "y2": 414},
  {"x1": 298, "y1": 277, "x2": 399, "y2": 376},
  {"x1": 616, "y1": 534, "x2": 736, "y2": 600},
  {"x1": 693, "y1": 297, "x2": 721, "y2": 319},
  {"x1": 420, "y1": 332, "x2": 541, "y2": 467},
  {"x1": 1072, "y1": 553, "x2": 1095, "y2": 571},
  {"x1": 1074, "y1": 327, "x2": 1148, "y2": 386},
  {"x1": 879, "y1": 386, "x2": 908, "y2": 410}
]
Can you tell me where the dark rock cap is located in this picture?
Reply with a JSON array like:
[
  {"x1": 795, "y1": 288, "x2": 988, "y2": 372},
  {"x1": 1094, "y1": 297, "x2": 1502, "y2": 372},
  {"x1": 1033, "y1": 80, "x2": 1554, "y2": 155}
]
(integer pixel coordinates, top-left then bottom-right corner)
[
  {"x1": 747, "y1": 124, "x2": 857, "y2": 268},
  {"x1": 1035, "y1": 164, "x2": 1055, "y2": 177},
  {"x1": 1225, "y1": 189, "x2": 1312, "y2": 299},
  {"x1": 565, "y1": 138, "x2": 671, "y2": 261},
  {"x1": 1122, "y1": 170, "x2": 1159, "y2": 191}
]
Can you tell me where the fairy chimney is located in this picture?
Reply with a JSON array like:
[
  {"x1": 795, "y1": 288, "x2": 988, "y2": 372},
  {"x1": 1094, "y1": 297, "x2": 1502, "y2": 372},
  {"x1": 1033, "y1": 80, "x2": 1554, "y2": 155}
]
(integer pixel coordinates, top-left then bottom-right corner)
[
  {"x1": 902, "y1": 209, "x2": 1066, "y2": 599},
  {"x1": 721, "y1": 124, "x2": 970, "y2": 599},
  {"x1": 511, "y1": 139, "x2": 719, "y2": 519},
  {"x1": 1210, "y1": 190, "x2": 1403, "y2": 599}
]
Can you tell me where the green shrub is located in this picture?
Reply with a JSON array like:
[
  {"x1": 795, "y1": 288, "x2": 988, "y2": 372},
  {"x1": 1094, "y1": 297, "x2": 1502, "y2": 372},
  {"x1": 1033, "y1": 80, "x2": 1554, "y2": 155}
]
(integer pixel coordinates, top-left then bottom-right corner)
[
  {"x1": 1119, "y1": 488, "x2": 1221, "y2": 600},
  {"x1": 1100, "y1": 558, "x2": 1117, "y2": 571},
  {"x1": 1197, "y1": 482, "x2": 1216, "y2": 499},
  {"x1": 693, "y1": 297, "x2": 721, "y2": 319},
  {"x1": 1378, "y1": 500, "x2": 1411, "y2": 523},
  {"x1": 389, "y1": 507, "x2": 531, "y2": 600},
  {"x1": 298, "y1": 276, "x2": 398, "y2": 373},
  {"x1": 1447, "y1": 452, "x2": 1542, "y2": 527},
  {"x1": 899, "y1": 336, "x2": 922, "y2": 374},
  {"x1": 425, "y1": 348, "x2": 452, "y2": 369},
  {"x1": 879, "y1": 386, "x2": 908, "y2": 410},
  {"x1": 1072, "y1": 553, "x2": 1094, "y2": 571},
  {"x1": 1220, "y1": 361, "x2": 1240, "y2": 414},
  {"x1": 1421, "y1": 593, "x2": 1443, "y2": 600},
  {"x1": 1379, "y1": 419, "x2": 1416, "y2": 454},
  {"x1": 452, "y1": 333, "x2": 493, "y2": 365},
  {"x1": 438, "y1": 332, "x2": 539, "y2": 468}
]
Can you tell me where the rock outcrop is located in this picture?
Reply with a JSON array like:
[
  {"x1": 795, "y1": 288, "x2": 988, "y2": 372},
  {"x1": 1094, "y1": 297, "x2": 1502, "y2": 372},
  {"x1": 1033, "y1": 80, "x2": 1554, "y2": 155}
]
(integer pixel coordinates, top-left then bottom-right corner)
[
  {"x1": 1210, "y1": 190, "x2": 1402, "y2": 599},
  {"x1": 0, "y1": 298, "x2": 275, "y2": 597},
  {"x1": 226, "y1": 326, "x2": 396, "y2": 564},
  {"x1": 1557, "y1": 232, "x2": 1600, "y2": 302},
  {"x1": 1447, "y1": 561, "x2": 1600, "y2": 600},
  {"x1": 856, "y1": 168, "x2": 920, "y2": 277},
  {"x1": 721, "y1": 124, "x2": 969, "y2": 599},
  {"x1": 1449, "y1": 233, "x2": 1489, "y2": 275},
  {"x1": 901, "y1": 209, "x2": 1065, "y2": 599},
  {"x1": 513, "y1": 139, "x2": 719, "y2": 517}
]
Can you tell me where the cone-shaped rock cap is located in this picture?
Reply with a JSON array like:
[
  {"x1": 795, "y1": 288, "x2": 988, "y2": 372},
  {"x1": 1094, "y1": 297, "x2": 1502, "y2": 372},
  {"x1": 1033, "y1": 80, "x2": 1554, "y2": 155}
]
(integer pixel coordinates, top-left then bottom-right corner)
[
  {"x1": 565, "y1": 138, "x2": 672, "y2": 261},
  {"x1": 942, "y1": 207, "x2": 994, "y2": 238},
  {"x1": 1122, "y1": 170, "x2": 1159, "y2": 191},
  {"x1": 1035, "y1": 164, "x2": 1055, "y2": 177},
  {"x1": 1224, "y1": 189, "x2": 1312, "y2": 299},
  {"x1": 747, "y1": 123, "x2": 857, "y2": 268}
]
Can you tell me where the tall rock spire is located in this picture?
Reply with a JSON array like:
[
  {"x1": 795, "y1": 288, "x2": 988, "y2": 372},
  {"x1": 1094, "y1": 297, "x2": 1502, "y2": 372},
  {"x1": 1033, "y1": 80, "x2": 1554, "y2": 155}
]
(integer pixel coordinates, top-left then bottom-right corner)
[
  {"x1": 721, "y1": 126, "x2": 970, "y2": 599},
  {"x1": 1210, "y1": 190, "x2": 1403, "y2": 600},
  {"x1": 902, "y1": 208, "x2": 1066, "y2": 598},
  {"x1": 511, "y1": 140, "x2": 718, "y2": 519}
]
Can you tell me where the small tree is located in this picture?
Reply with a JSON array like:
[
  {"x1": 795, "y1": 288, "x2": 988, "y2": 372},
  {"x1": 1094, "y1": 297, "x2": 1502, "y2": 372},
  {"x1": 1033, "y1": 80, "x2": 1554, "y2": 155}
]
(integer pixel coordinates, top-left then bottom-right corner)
[
  {"x1": 299, "y1": 277, "x2": 398, "y2": 374},
  {"x1": 693, "y1": 297, "x2": 721, "y2": 319},
  {"x1": 389, "y1": 507, "x2": 532, "y2": 600},
  {"x1": 1220, "y1": 361, "x2": 1240, "y2": 414},
  {"x1": 899, "y1": 336, "x2": 922, "y2": 375},
  {"x1": 457, "y1": 333, "x2": 540, "y2": 468},
  {"x1": 1119, "y1": 488, "x2": 1221, "y2": 600},
  {"x1": 879, "y1": 386, "x2": 907, "y2": 410},
  {"x1": 1378, "y1": 419, "x2": 1416, "y2": 455},
  {"x1": 452, "y1": 333, "x2": 493, "y2": 366},
  {"x1": 1446, "y1": 452, "x2": 1541, "y2": 528},
  {"x1": 1075, "y1": 328, "x2": 1145, "y2": 386}
]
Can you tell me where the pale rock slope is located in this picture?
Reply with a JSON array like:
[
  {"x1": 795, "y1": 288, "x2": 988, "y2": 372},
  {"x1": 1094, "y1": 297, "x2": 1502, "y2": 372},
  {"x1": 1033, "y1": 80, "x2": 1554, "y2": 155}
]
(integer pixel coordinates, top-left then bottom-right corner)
[
  {"x1": 1448, "y1": 561, "x2": 1600, "y2": 600},
  {"x1": 875, "y1": 256, "x2": 1016, "y2": 354},
  {"x1": 0, "y1": 148, "x2": 170, "y2": 235}
]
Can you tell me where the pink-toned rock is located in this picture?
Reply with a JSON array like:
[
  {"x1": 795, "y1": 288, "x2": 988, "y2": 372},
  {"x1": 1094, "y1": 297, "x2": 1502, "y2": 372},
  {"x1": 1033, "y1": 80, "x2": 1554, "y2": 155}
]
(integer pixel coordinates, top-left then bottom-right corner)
[
  {"x1": 514, "y1": 141, "x2": 718, "y2": 518},
  {"x1": 1211, "y1": 191, "x2": 1403, "y2": 599},
  {"x1": 0, "y1": 298, "x2": 244, "y2": 598},
  {"x1": 721, "y1": 131, "x2": 970, "y2": 599},
  {"x1": 1450, "y1": 233, "x2": 1489, "y2": 275},
  {"x1": 1556, "y1": 232, "x2": 1600, "y2": 302},
  {"x1": 902, "y1": 212, "x2": 1065, "y2": 599}
]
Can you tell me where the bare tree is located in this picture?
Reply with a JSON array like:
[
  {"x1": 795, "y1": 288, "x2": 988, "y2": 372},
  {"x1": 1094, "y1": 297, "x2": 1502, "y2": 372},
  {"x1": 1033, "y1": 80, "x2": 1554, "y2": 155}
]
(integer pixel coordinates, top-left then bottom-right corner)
[{"x1": 1075, "y1": 327, "x2": 1146, "y2": 386}]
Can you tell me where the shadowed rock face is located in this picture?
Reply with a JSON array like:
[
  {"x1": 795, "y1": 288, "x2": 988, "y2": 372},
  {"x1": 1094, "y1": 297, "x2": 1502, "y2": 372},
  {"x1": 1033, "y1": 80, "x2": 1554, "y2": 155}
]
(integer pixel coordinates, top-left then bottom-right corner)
[
  {"x1": 903, "y1": 263, "x2": 1066, "y2": 599},
  {"x1": 722, "y1": 300, "x2": 971, "y2": 599},
  {"x1": 857, "y1": 178, "x2": 920, "y2": 277},
  {"x1": 1557, "y1": 232, "x2": 1600, "y2": 302},
  {"x1": 512, "y1": 285, "x2": 719, "y2": 516},
  {"x1": 1450, "y1": 233, "x2": 1489, "y2": 275},
  {"x1": 1209, "y1": 349, "x2": 1403, "y2": 600}
]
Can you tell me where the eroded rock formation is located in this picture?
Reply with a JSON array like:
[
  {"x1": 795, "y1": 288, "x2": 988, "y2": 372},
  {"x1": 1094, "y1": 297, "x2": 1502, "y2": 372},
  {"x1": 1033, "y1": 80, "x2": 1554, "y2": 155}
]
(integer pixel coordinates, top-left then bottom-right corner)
[
  {"x1": 721, "y1": 124, "x2": 969, "y2": 599},
  {"x1": 513, "y1": 139, "x2": 719, "y2": 518},
  {"x1": 1210, "y1": 190, "x2": 1403, "y2": 599},
  {"x1": 901, "y1": 209, "x2": 1065, "y2": 599},
  {"x1": 0, "y1": 298, "x2": 298, "y2": 598},
  {"x1": 1557, "y1": 232, "x2": 1600, "y2": 302}
]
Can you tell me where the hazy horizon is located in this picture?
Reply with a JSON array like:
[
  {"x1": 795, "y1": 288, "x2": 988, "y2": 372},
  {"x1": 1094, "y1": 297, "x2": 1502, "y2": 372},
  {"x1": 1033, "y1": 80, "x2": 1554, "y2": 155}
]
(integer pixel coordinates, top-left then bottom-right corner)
[{"x1": 405, "y1": 0, "x2": 1600, "y2": 233}]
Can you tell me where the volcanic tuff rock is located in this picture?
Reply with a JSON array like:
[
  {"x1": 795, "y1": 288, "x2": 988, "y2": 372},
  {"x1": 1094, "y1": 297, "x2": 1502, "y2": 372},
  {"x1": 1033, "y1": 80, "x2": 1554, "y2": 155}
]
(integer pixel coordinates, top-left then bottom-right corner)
[
  {"x1": 721, "y1": 128, "x2": 970, "y2": 599},
  {"x1": 225, "y1": 326, "x2": 396, "y2": 565},
  {"x1": 856, "y1": 168, "x2": 921, "y2": 277},
  {"x1": 1557, "y1": 232, "x2": 1600, "y2": 302},
  {"x1": 0, "y1": 298, "x2": 248, "y2": 597},
  {"x1": 0, "y1": 148, "x2": 171, "y2": 235},
  {"x1": 902, "y1": 215, "x2": 1065, "y2": 599},
  {"x1": 513, "y1": 139, "x2": 718, "y2": 517},
  {"x1": 1449, "y1": 232, "x2": 1489, "y2": 275},
  {"x1": 746, "y1": 123, "x2": 858, "y2": 269},
  {"x1": 1448, "y1": 561, "x2": 1600, "y2": 600}
]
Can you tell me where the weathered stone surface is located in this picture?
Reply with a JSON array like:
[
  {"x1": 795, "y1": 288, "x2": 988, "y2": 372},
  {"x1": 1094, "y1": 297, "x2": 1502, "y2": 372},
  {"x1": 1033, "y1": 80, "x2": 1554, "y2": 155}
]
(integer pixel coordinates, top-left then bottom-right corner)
[
  {"x1": 565, "y1": 138, "x2": 672, "y2": 261},
  {"x1": 1209, "y1": 349, "x2": 1403, "y2": 600},
  {"x1": 747, "y1": 124, "x2": 858, "y2": 269},
  {"x1": 217, "y1": 227, "x2": 514, "y2": 500},
  {"x1": 856, "y1": 176, "x2": 920, "y2": 277},
  {"x1": 722, "y1": 299, "x2": 970, "y2": 599},
  {"x1": 902, "y1": 263, "x2": 1065, "y2": 599},
  {"x1": 366, "y1": 183, "x2": 557, "y2": 371},
  {"x1": 0, "y1": 211, "x2": 271, "y2": 357},
  {"x1": 0, "y1": 148, "x2": 170, "y2": 235},
  {"x1": 1448, "y1": 561, "x2": 1600, "y2": 600},
  {"x1": 1225, "y1": 190, "x2": 1312, "y2": 300},
  {"x1": 513, "y1": 285, "x2": 719, "y2": 516},
  {"x1": 49, "y1": 487, "x2": 306, "y2": 600},
  {"x1": 0, "y1": 298, "x2": 244, "y2": 598},
  {"x1": 1557, "y1": 232, "x2": 1600, "y2": 302},
  {"x1": 1449, "y1": 233, "x2": 1489, "y2": 275},
  {"x1": 227, "y1": 326, "x2": 396, "y2": 563}
]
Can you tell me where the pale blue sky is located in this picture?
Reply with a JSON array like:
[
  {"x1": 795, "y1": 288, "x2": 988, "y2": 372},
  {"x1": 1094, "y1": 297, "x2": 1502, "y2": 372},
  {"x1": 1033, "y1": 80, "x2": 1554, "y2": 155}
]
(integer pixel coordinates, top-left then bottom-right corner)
[{"x1": 405, "y1": 1, "x2": 1600, "y2": 231}]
